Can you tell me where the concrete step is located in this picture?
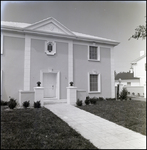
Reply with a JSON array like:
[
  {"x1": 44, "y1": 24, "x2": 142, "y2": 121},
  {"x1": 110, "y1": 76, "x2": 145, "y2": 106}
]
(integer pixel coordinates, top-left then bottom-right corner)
[{"x1": 43, "y1": 99, "x2": 67, "y2": 105}]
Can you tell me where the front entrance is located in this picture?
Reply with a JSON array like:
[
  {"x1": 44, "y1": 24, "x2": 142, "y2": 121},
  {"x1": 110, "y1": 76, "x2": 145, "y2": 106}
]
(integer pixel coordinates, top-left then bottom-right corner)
[{"x1": 43, "y1": 73, "x2": 57, "y2": 98}]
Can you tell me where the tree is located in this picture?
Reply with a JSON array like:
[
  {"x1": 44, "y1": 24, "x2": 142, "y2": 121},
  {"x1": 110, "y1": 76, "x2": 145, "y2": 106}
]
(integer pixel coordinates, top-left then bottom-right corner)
[{"x1": 129, "y1": 17, "x2": 146, "y2": 40}]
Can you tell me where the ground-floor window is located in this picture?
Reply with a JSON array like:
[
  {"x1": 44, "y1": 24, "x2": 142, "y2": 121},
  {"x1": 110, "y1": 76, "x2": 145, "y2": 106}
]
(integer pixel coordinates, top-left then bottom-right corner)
[
  {"x1": 90, "y1": 74, "x2": 98, "y2": 91},
  {"x1": 127, "y1": 82, "x2": 131, "y2": 86},
  {"x1": 88, "y1": 73, "x2": 101, "y2": 93}
]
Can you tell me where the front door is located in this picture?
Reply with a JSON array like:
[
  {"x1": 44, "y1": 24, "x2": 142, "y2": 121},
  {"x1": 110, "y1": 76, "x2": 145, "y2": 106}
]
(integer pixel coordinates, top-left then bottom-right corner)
[{"x1": 43, "y1": 73, "x2": 57, "y2": 98}]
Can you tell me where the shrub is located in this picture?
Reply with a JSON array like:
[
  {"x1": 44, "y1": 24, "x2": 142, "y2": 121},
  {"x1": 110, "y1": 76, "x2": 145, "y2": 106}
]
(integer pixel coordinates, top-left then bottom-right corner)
[
  {"x1": 132, "y1": 92, "x2": 135, "y2": 95},
  {"x1": 98, "y1": 97, "x2": 104, "y2": 101},
  {"x1": 23, "y1": 101, "x2": 30, "y2": 108},
  {"x1": 90, "y1": 97, "x2": 97, "y2": 104},
  {"x1": 106, "y1": 98, "x2": 116, "y2": 101},
  {"x1": 86, "y1": 96, "x2": 90, "y2": 100},
  {"x1": 120, "y1": 87, "x2": 128, "y2": 100},
  {"x1": 8, "y1": 98, "x2": 17, "y2": 109},
  {"x1": 76, "y1": 99, "x2": 82, "y2": 106},
  {"x1": 138, "y1": 93, "x2": 140, "y2": 96},
  {"x1": 85, "y1": 99, "x2": 90, "y2": 105},
  {"x1": 85, "y1": 96, "x2": 90, "y2": 105},
  {"x1": 1, "y1": 100, "x2": 8, "y2": 106},
  {"x1": 34, "y1": 101, "x2": 41, "y2": 108}
]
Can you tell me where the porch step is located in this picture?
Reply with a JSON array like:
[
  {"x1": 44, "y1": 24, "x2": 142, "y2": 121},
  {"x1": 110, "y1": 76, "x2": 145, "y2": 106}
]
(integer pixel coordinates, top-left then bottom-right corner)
[{"x1": 43, "y1": 99, "x2": 67, "y2": 105}]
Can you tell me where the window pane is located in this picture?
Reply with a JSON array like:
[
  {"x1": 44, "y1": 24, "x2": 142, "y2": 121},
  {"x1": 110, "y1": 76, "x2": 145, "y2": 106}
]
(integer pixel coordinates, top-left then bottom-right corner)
[
  {"x1": 90, "y1": 74, "x2": 98, "y2": 91},
  {"x1": 89, "y1": 46, "x2": 97, "y2": 60}
]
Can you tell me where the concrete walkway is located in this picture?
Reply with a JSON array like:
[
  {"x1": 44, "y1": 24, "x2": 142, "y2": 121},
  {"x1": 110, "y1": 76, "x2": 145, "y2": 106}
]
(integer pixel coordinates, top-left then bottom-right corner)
[{"x1": 44, "y1": 104, "x2": 146, "y2": 149}]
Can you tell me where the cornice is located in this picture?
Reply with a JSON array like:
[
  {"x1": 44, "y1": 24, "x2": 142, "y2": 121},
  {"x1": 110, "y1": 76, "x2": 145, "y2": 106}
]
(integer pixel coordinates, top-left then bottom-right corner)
[{"x1": 1, "y1": 26, "x2": 120, "y2": 46}]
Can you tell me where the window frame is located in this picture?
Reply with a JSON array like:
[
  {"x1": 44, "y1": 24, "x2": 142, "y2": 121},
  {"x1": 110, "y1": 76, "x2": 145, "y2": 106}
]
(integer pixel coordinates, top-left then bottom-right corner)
[
  {"x1": 88, "y1": 72, "x2": 101, "y2": 93},
  {"x1": 88, "y1": 44, "x2": 100, "y2": 61}
]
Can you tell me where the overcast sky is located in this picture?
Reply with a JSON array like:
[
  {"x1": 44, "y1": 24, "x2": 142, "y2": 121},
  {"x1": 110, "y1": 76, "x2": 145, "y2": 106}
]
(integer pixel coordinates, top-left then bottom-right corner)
[{"x1": 1, "y1": 1, "x2": 146, "y2": 73}]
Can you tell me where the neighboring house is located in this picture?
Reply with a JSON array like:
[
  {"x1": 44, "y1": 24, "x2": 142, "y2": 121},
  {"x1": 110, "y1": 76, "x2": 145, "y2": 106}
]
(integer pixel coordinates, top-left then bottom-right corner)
[
  {"x1": 114, "y1": 72, "x2": 144, "y2": 97},
  {"x1": 115, "y1": 72, "x2": 140, "y2": 87},
  {"x1": 130, "y1": 51, "x2": 146, "y2": 98},
  {"x1": 131, "y1": 51, "x2": 146, "y2": 86},
  {"x1": 1, "y1": 17, "x2": 119, "y2": 105}
]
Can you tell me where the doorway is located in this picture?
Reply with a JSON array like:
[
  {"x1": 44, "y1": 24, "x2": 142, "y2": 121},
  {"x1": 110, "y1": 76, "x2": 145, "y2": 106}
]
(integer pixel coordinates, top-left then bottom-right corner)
[{"x1": 43, "y1": 72, "x2": 57, "y2": 98}]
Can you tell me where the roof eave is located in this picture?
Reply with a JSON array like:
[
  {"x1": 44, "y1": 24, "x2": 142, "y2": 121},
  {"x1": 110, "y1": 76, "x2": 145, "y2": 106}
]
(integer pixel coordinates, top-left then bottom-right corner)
[
  {"x1": 131, "y1": 55, "x2": 146, "y2": 63},
  {"x1": 115, "y1": 78, "x2": 140, "y2": 80},
  {"x1": 75, "y1": 36, "x2": 120, "y2": 46},
  {"x1": 1, "y1": 26, "x2": 120, "y2": 46}
]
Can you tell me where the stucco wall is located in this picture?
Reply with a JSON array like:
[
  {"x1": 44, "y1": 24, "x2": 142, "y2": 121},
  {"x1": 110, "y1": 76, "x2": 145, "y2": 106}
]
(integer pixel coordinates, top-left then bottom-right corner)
[
  {"x1": 115, "y1": 79, "x2": 140, "y2": 86},
  {"x1": 125, "y1": 85, "x2": 144, "y2": 96},
  {"x1": 133, "y1": 57, "x2": 146, "y2": 85},
  {"x1": 30, "y1": 39, "x2": 68, "y2": 99},
  {"x1": 2, "y1": 36, "x2": 25, "y2": 101},
  {"x1": 73, "y1": 44, "x2": 111, "y2": 98}
]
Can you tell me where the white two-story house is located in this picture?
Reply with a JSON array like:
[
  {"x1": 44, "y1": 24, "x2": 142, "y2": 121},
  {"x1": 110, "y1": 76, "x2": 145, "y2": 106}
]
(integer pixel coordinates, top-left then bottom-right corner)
[{"x1": 1, "y1": 17, "x2": 119, "y2": 105}]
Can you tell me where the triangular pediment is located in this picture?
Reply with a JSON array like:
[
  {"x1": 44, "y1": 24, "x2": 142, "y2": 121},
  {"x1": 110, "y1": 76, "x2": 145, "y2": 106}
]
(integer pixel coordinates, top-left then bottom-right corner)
[{"x1": 24, "y1": 17, "x2": 75, "y2": 36}]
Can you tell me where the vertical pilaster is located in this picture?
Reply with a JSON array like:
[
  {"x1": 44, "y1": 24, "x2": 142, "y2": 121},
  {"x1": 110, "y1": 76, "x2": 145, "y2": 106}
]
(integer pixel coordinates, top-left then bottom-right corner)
[
  {"x1": 111, "y1": 47, "x2": 115, "y2": 98},
  {"x1": 68, "y1": 41, "x2": 73, "y2": 85},
  {"x1": 1, "y1": 34, "x2": 3, "y2": 54},
  {"x1": 24, "y1": 35, "x2": 31, "y2": 90}
]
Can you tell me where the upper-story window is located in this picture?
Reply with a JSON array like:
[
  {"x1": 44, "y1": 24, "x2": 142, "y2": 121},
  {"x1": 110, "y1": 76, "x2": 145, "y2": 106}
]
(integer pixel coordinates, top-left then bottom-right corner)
[
  {"x1": 89, "y1": 46, "x2": 97, "y2": 60},
  {"x1": 88, "y1": 45, "x2": 100, "y2": 61},
  {"x1": 45, "y1": 41, "x2": 56, "y2": 55}
]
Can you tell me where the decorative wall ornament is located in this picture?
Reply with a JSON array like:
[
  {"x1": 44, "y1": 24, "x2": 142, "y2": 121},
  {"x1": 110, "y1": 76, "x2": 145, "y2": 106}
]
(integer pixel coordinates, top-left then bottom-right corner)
[
  {"x1": 92, "y1": 70, "x2": 97, "y2": 74},
  {"x1": 45, "y1": 41, "x2": 56, "y2": 55}
]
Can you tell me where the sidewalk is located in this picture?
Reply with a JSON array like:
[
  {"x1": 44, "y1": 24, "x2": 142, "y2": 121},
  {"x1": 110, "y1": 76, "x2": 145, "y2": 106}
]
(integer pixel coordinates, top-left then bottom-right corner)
[{"x1": 44, "y1": 104, "x2": 146, "y2": 149}]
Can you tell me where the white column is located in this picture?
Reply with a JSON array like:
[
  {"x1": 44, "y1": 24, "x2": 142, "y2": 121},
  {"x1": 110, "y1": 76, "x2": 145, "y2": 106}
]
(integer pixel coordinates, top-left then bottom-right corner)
[
  {"x1": 24, "y1": 35, "x2": 31, "y2": 90},
  {"x1": 110, "y1": 47, "x2": 115, "y2": 98},
  {"x1": 1, "y1": 34, "x2": 3, "y2": 54},
  {"x1": 68, "y1": 41, "x2": 73, "y2": 85},
  {"x1": 34, "y1": 87, "x2": 44, "y2": 106},
  {"x1": 67, "y1": 86, "x2": 77, "y2": 105}
]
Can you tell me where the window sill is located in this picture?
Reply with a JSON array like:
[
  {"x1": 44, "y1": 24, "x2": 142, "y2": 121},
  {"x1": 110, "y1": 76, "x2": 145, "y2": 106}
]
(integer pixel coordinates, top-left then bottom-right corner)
[
  {"x1": 88, "y1": 59, "x2": 100, "y2": 62},
  {"x1": 45, "y1": 51, "x2": 56, "y2": 55},
  {"x1": 88, "y1": 91, "x2": 101, "y2": 94}
]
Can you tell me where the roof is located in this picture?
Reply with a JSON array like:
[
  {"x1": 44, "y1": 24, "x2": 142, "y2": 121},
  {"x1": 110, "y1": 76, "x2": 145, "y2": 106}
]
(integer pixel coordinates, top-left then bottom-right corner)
[
  {"x1": 131, "y1": 54, "x2": 146, "y2": 64},
  {"x1": 115, "y1": 72, "x2": 140, "y2": 80},
  {"x1": 1, "y1": 21, "x2": 30, "y2": 28},
  {"x1": 1, "y1": 18, "x2": 119, "y2": 46}
]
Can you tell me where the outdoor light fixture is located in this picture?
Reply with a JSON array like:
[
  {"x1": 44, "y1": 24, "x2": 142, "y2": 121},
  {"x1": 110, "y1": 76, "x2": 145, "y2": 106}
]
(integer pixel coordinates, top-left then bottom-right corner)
[
  {"x1": 129, "y1": 65, "x2": 133, "y2": 73},
  {"x1": 118, "y1": 78, "x2": 121, "y2": 84}
]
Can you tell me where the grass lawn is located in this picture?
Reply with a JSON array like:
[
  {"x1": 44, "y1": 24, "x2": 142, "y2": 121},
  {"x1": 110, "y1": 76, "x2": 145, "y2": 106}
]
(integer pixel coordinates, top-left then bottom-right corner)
[
  {"x1": 77, "y1": 100, "x2": 146, "y2": 135},
  {"x1": 1, "y1": 106, "x2": 98, "y2": 149}
]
